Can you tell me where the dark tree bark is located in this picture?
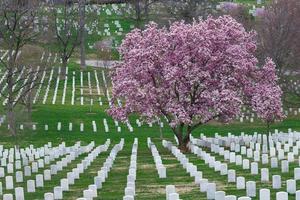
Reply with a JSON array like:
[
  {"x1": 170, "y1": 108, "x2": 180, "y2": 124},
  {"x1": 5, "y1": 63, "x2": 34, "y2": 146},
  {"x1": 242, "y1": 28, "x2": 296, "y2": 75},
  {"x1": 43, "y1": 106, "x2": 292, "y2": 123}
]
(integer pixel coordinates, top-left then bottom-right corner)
[
  {"x1": 0, "y1": 0, "x2": 42, "y2": 136},
  {"x1": 79, "y1": 0, "x2": 86, "y2": 69},
  {"x1": 163, "y1": 0, "x2": 218, "y2": 23},
  {"x1": 256, "y1": 0, "x2": 300, "y2": 80},
  {"x1": 51, "y1": 0, "x2": 80, "y2": 76}
]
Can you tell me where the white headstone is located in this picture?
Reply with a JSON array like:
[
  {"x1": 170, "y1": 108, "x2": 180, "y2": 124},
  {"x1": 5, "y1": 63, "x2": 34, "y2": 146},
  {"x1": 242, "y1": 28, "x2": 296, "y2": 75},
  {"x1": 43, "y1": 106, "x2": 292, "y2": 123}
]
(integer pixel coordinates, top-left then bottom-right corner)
[
  {"x1": 61, "y1": 179, "x2": 69, "y2": 191},
  {"x1": 296, "y1": 190, "x2": 300, "y2": 200},
  {"x1": 200, "y1": 179, "x2": 208, "y2": 192},
  {"x1": 5, "y1": 176, "x2": 13, "y2": 190},
  {"x1": 215, "y1": 191, "x2": 225, "y2": 200},
  {"x1": 246, "y1": 181, "x2": 256, "y2": 197},
  {"x1": 276, "y1": 191, "x2": 288, "y2": 200},
  {"x1": 242, "y1": 159, "x2": 249, "y2": 169},
  {"x1": 261, "y1": 168, "x2": 269, "y2": 182},
  {"x1": 44, "y1": 169, "x2": 51, "y2": 181},
  {"x1": 168, "y1": 193, "x2": 179, "y2": 200},
  {"x1": 16, "y1": 171, "x2": 24, "y2": 183},
  {"x1": 259, "y1": 188, "x2": 270, "y2": 200},
  {"x1": 225, "y1": 195, "x2": 237, "y2": 200},
  {"x1": 206, "y1": 183, "x2": 216, "y2": 199},
  {"x1": 27, "y1": 180, "x2": 35, "y2": 193},
  {"x1": 271, "y1": 157, "x2": 278, "y2": 168},
  {"x1": 15, "y1": 187, "x2": 25, "y2": 200},
  {"x1": 123, "y1": 196, "x2": 134, "y2": 200},
  {"x1": 287, "y1": 179, "x2": 296, "y2": 194},
  {"x1": 36, "y1": 174, "x2": 44, "y2": 188},
  {"x1": 237, "y1": 197, "x2": 251, "y2": 200},
  {"x1": 228, "y1": 170, "x2": 236, "y2": 183},
  {"x1": 3, "y1": 194, "x2": 13, "y2": 200},
  {"x1": 250, "y1": 162, "x2": 258, "y2": 175},
  {"x1": 281, "y1": 160, "x2": 289, "y2": 173},
  {"x1": 24, "y1": 166, "x2": 31, "y2": 176},
  {"x1": 54, "y1": 186, "x2": 63, "y2": 199},
  {"x1": 83, "y1": 189, "x2": 94, "y2": 199},
  {"x1": 166, "y1": 185, "x2": 176, "y2": 200},
  {"x1": 236, "y1": 177, "x2": 245, "y2": 190},
  {"x1": 44, "y1": 192, "x2": 54, "y2": 200},
  {"x1": 272, "y1": 175, "x2": 281, "y2": 189},
  {"x1": 294, "y1": 168, "x2": 300, "y2": 180}
]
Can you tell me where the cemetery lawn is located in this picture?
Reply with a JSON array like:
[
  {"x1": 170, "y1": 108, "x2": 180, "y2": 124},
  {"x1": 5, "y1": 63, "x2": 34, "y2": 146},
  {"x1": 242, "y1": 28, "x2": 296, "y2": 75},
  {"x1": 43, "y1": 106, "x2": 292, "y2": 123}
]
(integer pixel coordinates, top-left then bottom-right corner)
[
  {"x1": 0, "y1": 102, "x2": 299, "y2": 199},
  {"x1": 0, "y1": 58, "x2": 300, "y2": 200}
]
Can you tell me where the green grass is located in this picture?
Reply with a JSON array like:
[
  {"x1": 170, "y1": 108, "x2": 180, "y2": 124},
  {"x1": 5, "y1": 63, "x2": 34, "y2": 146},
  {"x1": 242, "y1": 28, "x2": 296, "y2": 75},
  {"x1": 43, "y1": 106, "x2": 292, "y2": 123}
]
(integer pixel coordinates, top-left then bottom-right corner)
[
  {"x1": 0, "y1": 94, "x2": 299, "y2": 199},
  {"x1": 0, "y1": 2, "x2": 300, "y2": 199}
]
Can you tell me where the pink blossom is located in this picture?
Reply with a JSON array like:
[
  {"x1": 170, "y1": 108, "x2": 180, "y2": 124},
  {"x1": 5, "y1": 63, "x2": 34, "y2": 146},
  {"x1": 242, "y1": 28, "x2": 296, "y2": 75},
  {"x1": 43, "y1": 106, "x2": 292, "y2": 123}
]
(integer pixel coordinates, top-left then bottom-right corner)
[{"x1": 107, "y1": 15, "x2": 284, "y2": 138}]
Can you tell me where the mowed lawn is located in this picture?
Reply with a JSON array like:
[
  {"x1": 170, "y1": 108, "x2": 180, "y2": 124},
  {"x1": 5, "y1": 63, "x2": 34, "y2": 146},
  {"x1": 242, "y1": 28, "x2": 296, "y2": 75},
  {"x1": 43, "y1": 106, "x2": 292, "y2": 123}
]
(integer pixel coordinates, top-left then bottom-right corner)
[
  {"x1": 0, "y1": 99, "x2": 299, "y2": 199},
  {"x1": 0, "y1": 1, "x2": 299, "y2": 199}
]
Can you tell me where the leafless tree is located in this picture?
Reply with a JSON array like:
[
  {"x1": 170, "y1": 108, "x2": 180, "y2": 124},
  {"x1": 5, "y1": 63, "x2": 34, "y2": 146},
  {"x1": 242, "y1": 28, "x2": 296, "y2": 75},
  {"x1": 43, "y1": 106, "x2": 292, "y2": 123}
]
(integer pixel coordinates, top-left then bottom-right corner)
[
  {"x1": 124, "y1": 0, "x2": 158, "y2": 28},
  {"x1": 256, "y1": 0, "x2": 300, "y2": 81},
  {"x1": 50, "y1": 0, "x2": 81, "y2": 76},
  {"x1": 223, "y1": 4, "x2": 255, "y2": 31},
  {"x1": 0, "y1": 0, "x2": 43, "y2": 136},
  {"x1": 162, "y1": 0, "x2": 219, "y2": 23},
  {"x1": 79, "y1": 0, "x2": 86, "y2": 69}
]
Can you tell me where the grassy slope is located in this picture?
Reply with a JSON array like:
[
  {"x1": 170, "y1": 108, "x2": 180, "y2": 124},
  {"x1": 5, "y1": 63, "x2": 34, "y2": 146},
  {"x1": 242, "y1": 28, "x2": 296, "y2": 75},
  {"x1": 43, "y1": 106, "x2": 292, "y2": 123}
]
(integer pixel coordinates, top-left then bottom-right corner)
[{"x1": 0, "y1": 2, "x2": 300, "y2": 199}]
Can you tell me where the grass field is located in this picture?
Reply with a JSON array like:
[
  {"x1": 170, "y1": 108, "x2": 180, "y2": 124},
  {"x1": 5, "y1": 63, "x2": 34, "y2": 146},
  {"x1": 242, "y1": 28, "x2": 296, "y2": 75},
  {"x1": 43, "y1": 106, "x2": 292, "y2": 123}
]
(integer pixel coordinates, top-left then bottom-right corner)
[
  {"x1": 0, "y1": 103, "x2": 299, "y2": 199},
  {"x1": 0, "y1": 1, "x2": 300, "y2": 199},
  {"x1": 0, "y1": 59, "x2": 299, "y2": 198}
]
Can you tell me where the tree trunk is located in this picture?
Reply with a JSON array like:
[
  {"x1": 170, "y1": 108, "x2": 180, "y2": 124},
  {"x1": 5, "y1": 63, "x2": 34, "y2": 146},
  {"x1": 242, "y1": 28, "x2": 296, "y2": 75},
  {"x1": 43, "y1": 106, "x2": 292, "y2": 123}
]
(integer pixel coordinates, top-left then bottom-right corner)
[
  {"x1": 7, "y1": 51, "x2": 17, "y2": 137},
  {"x1": 174, "y1": 131, "x2": 190, "y2": 152},
  {"x1": 144, "y1": 0, "x2": 149, "y2": 22},
  {"x1": 79, "y1": 0, "x2": 86, "y2": 69},
  {"x1": 134, "y1": 0, "x2": 142, "y2": 28},
  {"x1": 27, "y1": 89, "x2": 33, "y2": 121},
  {"x1": 159, "y1": 119, "x2": 163, "y2": 139},
  {"x1": 267, "y1": 122, "x2": 270, "y2": 134},
  {"x1": 7, "y1": 105, "x2": 16, "y2": 136},
  {"x1": 61, "y1": 56, "x2": 68, "y2": 78}
]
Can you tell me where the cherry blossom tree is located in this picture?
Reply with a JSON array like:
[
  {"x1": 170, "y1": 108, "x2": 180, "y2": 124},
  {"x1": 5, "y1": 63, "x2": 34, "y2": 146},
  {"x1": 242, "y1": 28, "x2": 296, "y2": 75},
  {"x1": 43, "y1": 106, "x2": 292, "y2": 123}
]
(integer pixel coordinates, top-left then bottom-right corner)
[
  {"x1": 108, "y1": 16, "x2": 284, "y2": 150},
  {"x1": 251, "y1": 59, "x2": 285, "y2": 132}
]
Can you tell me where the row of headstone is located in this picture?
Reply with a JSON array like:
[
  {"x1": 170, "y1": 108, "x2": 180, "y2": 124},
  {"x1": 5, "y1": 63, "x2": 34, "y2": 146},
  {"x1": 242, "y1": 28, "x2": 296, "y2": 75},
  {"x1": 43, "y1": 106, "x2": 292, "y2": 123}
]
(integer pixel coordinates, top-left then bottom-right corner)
[
  {"x1": 3, "y1": 67, "x2": 25, "y2": 106},
  {"x1": 162, "y1": 140, "x2": 217, "y2": 199},
  {"x1": 14, "y1": 66, "x2": 108, "y2": 106},
  {"x1": 0, "y1": 142, "x2": 69, "y2": 170},
  {"x1": 164, "y1": 139, "x2": 257, "y2": 200},
  {"x1": 33, "y1": 68, "x2": 47, "y2": 104},
  {"x1": 166, "y1": 185, "x2": 181, "y2": 200},
  {"x1": 42, "y1": 67, "x2": 54, "y2": 104},
  {"x1": 147, "y1": 138, "x2": 166, "y2": 178},
  {"x1": 0, "y1": 141, "x2": 92, "y2": 199},
  {"x1": 71, "y1": 71, "x2": 76, "y2": 105},
  {"x1": 43, "y1": 140, "x2": 109, "y2": 200},
  {"x1": 189, "y1": 131, "x2": 300, "y2": 197},
  {"x1": 78, "y1": 139, "x2": 124, "y2": 200},
  {"x1": 94, "y1": 70, "x2": 101, "y2": 96},
  {"x1": 52, "y1": 67, "x2": 61, "y2": 104},
  {"x1": 123, "y1": 138, "x2": 138, "y2": 200},
  {"x1": 15, "y1": 121, "x2": 122, "y2": 133}
]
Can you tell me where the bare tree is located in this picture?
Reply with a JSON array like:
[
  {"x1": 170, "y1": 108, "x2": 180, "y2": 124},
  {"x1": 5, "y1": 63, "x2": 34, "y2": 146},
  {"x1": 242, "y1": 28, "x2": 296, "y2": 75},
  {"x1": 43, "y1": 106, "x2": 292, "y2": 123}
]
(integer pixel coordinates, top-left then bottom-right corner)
[
  {"x1": 162, "y1": 0, "x2": 218, "y2": 23},
  {"x1": 256, "y1": 0, "x2": 300, "y2": 80},
  {"x1": 125, "y1": 0, "x2": 158, "y2": 28},
  {"x1": 0, "y1": 0, "x2": 42, "y2": 136},
  {"x1": 222, "y1": 4, "x2": 255, "y2": 31},
  {"x1": 79, "y1": 0, "x2": 86, "y2": 69},
  {"x1": 50, "y1": 0, "x2": 81, "y2": 76}
]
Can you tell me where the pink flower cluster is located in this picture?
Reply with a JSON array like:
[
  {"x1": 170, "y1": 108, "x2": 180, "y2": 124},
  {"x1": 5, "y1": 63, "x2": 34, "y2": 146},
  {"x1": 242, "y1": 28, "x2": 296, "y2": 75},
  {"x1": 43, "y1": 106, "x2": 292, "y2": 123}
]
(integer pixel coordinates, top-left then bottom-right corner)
[
  {"x1": 107, "y1": 16, "x2": 284, "y2": 128},
  {"x1": 251, "y1": 58, "x2": 285, "y2": 123}
]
